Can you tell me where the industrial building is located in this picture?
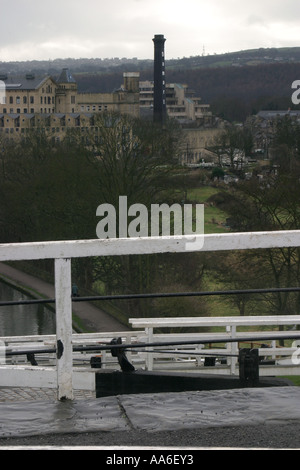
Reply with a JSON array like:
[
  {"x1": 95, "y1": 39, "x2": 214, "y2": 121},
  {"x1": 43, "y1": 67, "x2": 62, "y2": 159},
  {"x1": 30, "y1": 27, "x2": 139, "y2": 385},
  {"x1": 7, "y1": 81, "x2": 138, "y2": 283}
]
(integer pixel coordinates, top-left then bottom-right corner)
[{"x1": 0, "y1": 35, "x2": 224, "y2": 163}]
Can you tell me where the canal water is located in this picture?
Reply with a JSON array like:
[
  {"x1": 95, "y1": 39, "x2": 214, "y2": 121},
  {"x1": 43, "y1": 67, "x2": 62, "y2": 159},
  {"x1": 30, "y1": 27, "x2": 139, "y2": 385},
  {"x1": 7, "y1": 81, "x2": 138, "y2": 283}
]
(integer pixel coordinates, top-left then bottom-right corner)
[{"x1": 0, "y1": 282, "x2": 56, "y2": 336}]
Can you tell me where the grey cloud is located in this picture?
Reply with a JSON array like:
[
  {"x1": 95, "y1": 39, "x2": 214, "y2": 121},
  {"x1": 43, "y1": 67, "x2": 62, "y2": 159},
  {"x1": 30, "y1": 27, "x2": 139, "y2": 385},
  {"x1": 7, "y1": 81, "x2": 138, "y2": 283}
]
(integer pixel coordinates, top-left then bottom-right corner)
[
  {"x1": 246, "y1": 15, "x2": 267, "y2": 27},
  {"x1": 2, "y1": 0, "x2": 300, "y2": 61}
]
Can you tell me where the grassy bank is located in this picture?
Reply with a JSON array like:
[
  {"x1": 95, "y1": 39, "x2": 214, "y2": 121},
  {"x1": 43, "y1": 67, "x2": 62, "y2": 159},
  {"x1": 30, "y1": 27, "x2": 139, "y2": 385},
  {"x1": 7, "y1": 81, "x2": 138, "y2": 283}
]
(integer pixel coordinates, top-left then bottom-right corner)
[{"x1": 187, "y1": 185, "x2": 229, "y2": 234}]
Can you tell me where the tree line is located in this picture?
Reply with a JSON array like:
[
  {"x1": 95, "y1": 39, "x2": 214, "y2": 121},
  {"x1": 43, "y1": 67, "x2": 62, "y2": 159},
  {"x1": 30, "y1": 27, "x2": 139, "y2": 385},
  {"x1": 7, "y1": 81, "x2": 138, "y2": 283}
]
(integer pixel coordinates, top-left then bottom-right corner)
[
  {"x1": 0, "y1": 113, "x2": 208, "y2": 323},
  {"x1": 207, "y1": 115, "x2": 300, "y2": 320},
  {"x1": 1, "y1": 112, "x2": 300, "y2": 326}
]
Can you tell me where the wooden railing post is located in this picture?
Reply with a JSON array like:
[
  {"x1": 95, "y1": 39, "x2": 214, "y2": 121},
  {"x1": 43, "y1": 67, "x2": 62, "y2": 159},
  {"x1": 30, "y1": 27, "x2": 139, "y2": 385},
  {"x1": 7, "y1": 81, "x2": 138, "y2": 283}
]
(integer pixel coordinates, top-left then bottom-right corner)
[
  {"x1": 145, "y1": 327, "x2": 154, "y2": 371},
  {"x1": 55, "y1": 258, "x2": 73, "y2": 400}
]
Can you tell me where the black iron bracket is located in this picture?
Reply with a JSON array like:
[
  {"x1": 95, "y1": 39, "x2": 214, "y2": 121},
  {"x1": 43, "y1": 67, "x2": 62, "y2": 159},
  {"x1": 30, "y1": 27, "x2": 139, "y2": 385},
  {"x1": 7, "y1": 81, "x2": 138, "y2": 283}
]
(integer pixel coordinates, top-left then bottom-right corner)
[{"x1": 110, "y1": 337, "x2": 135, "y2": 372}]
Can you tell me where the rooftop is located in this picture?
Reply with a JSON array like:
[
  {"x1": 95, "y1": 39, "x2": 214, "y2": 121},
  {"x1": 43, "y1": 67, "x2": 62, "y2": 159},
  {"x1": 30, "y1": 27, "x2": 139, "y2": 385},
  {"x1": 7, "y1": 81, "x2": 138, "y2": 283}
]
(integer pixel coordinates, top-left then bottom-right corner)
[
  {"x1": 56, "y1": 68, "x2": 76, "y2": 84},
  {"x1": 257, "y1": 110, "x2": 300, "y2": 119},
  {"x1": 0, "y1": 74, "x2": 53, "y2": 90}
]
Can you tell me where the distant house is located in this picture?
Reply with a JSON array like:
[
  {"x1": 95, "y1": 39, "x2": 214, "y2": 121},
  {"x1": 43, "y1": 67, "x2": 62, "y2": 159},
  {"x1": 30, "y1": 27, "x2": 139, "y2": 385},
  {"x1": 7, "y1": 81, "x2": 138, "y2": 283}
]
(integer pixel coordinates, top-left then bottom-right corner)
[
  {"x1": 247, "y1": 110, "x2": 300, "y2": 156},
  {"x1": 0, "y1": 72, "x2": 57, "y2": 115}
]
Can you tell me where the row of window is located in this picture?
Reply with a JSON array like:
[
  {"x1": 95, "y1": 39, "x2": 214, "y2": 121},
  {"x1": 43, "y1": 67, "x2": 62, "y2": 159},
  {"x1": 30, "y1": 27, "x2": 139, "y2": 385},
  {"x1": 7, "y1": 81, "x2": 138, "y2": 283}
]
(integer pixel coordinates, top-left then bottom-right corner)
[
  {"x1": 0, "y1": 126, "x2": 101, "y2": 134},
  {"x1": 42, "y1": 86, "x2": 54, "y2": 94},
  {"x1": 2, "y1": 95, "x2": 56, "y2": 105},
  {"x1": 41, "y1": 96, "x2": 55, "y2": 105},
  {"x1": 5, "y1": 96, "x2": 35, "y2": 104},
  {"x1": 2, "y1": 106, "x2": 109, "y2": 115},
  {"x1": 80, "y1": 104, "x2": 108, "y2": 112},
  {"x1": 1, "y1": 108, "x2": 55, "y2": 114},
  {"x1": 0, "y1": 115, "x2": 94, "y2": 124}
]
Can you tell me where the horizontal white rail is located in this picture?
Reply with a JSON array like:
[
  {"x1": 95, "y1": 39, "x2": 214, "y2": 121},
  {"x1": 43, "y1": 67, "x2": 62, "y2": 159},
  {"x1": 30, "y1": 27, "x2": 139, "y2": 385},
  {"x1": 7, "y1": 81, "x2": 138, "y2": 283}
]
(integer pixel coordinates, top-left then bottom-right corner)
[
  {"x1": 130, "y1": 315, "x2": 300, "y2": 373},
  {"x1": 0, "y1": 230, "x2": 300, "y2": 261},
  {"x1": 129, "y1": 315, "x2": 300, "y2": 329}
]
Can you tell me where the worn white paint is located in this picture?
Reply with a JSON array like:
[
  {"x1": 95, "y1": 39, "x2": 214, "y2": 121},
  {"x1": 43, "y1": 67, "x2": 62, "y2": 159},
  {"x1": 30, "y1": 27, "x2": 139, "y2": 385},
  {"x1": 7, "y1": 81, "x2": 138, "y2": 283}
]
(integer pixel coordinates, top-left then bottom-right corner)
[
  {"x1": 0, "y1": 366, "x2": 95, "y2": 390},
  {"x1": 0, "y1": 230, "x2": 300, "y2": 261},
  {"x1": 1, "y1": 325, "x2": 299, "y2": 382},
  {"x1": 54, "y1": 258, "x2": 73, "y2": 400},
  {"x1": 129, "y1": 315, "x2": 300, "y2": 329},
  {"x1": 130, "y1": 315, "x2": 300, "y2": 373}
]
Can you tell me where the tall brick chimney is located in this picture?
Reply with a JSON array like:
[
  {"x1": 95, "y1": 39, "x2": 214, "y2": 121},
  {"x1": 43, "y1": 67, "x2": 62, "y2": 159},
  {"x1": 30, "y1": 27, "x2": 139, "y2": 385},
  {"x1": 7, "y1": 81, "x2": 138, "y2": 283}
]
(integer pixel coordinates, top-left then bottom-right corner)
[{"x1": 152, "y1": 34, "x2": 167, "y2": 124}]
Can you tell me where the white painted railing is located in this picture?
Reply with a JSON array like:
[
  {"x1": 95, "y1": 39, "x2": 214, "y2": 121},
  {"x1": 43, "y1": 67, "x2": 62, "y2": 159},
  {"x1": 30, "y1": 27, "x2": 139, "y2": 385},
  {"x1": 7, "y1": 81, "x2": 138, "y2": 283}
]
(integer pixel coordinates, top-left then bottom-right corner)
[
  {"x1": 129, "y1": 315, "x2": 300, "y2": 374},
  {"x1": 1, "y1": 230, "x2": 300, "y2": 400}
]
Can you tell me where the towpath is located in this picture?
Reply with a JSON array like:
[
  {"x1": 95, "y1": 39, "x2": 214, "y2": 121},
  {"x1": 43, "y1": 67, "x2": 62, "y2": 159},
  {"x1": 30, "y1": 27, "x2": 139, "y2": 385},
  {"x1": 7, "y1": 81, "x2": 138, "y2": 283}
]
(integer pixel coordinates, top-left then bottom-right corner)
[{"x1": 0, "y1": 262, "x2": 129, "y2": 333}]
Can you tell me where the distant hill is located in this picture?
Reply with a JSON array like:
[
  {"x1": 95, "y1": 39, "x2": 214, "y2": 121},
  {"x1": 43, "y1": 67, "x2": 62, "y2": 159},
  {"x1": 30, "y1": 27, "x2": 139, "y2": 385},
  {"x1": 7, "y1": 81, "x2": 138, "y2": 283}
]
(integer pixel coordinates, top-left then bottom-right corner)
[
  {"x1": 1, "y1": 46, "x2": 300, "y2": 74},
  {"x1": 1, "y1": 46, "x2": 300, "y2": 121},
  {"x1": 167, "y1": 46, "x2": 300, "y2": 69},
  {"x1": 165, "y1": 62, "x2": 300, "y2": 121}
]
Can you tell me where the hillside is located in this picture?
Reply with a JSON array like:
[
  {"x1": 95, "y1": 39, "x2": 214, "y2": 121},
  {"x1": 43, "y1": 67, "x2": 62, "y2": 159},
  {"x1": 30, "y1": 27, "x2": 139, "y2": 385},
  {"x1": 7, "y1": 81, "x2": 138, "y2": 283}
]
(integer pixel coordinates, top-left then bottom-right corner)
[
  {"x1": 165, "y1": 62, "x2": 300, "y2": 121},
  {"x1": 1, "y1": 46, "x2": 300, "y2": 121},
  {"x1": 74, "y1": 61, "x2": 300, "y2": 121}
]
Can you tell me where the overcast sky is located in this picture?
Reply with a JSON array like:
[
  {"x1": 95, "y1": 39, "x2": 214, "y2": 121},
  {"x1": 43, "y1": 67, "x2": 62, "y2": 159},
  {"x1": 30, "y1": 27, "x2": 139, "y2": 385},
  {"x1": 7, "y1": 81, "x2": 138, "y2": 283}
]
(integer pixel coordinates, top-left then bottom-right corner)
[{"x1": 1, "y1": 0, "x2": 300, "y2": 62}]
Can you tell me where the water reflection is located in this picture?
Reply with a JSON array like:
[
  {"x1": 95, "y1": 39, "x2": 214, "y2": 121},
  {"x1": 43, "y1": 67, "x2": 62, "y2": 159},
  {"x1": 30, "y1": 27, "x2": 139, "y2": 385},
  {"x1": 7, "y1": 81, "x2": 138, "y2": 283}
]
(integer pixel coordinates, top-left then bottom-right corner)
[{"x1": 0, "y1": 282, "x2": 56, "y2": 336}]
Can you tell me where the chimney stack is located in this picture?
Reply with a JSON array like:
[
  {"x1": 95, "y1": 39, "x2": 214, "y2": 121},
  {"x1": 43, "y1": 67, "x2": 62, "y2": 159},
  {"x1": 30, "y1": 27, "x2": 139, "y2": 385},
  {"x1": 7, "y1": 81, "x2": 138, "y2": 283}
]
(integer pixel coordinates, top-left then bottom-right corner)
[{"x1": 152, "y1": 34, "x2": 166, "y2": 124}]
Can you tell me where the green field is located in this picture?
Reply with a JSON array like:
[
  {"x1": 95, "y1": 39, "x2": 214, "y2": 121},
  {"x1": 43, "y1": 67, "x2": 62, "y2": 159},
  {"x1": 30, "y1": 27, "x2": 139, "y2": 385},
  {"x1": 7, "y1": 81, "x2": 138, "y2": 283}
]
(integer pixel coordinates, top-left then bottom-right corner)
[{"x1": 187, "y1": 186, "x2": 229, "y2": 234}]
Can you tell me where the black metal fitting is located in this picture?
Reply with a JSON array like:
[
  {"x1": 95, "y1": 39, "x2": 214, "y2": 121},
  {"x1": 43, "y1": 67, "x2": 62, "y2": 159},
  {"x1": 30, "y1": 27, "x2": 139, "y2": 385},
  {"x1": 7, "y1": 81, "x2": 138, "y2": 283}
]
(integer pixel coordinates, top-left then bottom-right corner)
[
  {"x1": 26, "y1": 353, "x2": 38, "y2": 366},
  {"x1": 90, "y1": 356, "x2": 102, "y2": 369},
  {"x1": 239, "y1": 348, "x2": 259, "y2": 387},
  {"x1": 110, "y1": 337, "x2": 135, "y2": 372}
]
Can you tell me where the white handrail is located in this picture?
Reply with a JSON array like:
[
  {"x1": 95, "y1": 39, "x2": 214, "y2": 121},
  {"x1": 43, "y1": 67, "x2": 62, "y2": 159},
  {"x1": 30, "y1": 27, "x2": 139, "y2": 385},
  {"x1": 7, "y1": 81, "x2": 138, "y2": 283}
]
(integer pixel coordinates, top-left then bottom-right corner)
[
  {"x1": 129, "y1": 315, "x2": 300, "y2": 372},
  {"x1": 0, "y1": 230, "x2": 300, "y2": 261},
  {"x1": 129, "y1": 315, "x2": 300, "y2": 328}
]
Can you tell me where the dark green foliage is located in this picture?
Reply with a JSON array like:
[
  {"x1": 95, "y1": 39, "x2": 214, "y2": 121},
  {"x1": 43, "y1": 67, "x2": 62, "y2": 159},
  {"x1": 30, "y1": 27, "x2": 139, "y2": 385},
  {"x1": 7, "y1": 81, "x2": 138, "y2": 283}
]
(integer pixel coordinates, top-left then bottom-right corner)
[{"x1": 0, "y1": 113, "x2": 208, "y2": 320}]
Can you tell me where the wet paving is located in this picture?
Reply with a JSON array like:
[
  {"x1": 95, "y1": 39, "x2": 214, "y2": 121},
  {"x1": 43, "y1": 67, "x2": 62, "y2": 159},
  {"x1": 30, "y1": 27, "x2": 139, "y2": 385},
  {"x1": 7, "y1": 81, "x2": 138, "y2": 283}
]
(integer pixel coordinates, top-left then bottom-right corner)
[{"x1": 0, "y1": 385, "x2": 300, "y2": 440}]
